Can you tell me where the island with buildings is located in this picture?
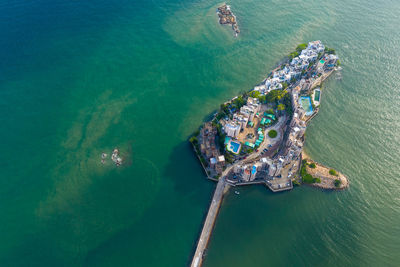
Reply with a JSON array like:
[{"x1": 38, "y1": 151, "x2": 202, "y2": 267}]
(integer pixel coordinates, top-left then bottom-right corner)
[
  {"x1": 217, "y1": 3, "x2": 240, "y2": 36},
  {"x1": 190, "y1": 41, "x2": 348, "y2": 267}
]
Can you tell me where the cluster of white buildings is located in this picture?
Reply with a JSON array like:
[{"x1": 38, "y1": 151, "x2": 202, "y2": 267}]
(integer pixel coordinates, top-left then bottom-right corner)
[
  {"x1": 267, "y1": 85, "x2": 307, "y2": 177},
  {"x1": 256, "y1": 41, "x2": 326, "y2": 95},
  {"x1": 223, "y1": 97, "x2": 261, "y2": 138}
]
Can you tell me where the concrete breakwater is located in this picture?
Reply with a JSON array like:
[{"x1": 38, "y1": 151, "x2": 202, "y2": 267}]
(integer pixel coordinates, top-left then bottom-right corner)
[{"x1": 191, "y1": 178, "x2": 228, "y2": 267}]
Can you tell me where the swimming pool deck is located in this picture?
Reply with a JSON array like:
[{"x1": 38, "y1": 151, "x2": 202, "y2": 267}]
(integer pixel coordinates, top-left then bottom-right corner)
[
  {"x1": 226, "y1": 140, "x2": 241, "y2": 154},
  {"x1": 312, "y1": 88, "x2": 321, "y2": 106}
]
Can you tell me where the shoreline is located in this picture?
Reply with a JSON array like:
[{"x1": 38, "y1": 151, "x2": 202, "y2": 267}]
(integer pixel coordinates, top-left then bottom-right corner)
[{"x1": 301, "y1": 152, "x2": 349, "y2": 190}]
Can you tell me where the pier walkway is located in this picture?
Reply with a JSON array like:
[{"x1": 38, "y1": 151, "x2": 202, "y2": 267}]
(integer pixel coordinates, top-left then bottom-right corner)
[{"x1": 191, "y1": 178, "x2": 227, "y2": 267}]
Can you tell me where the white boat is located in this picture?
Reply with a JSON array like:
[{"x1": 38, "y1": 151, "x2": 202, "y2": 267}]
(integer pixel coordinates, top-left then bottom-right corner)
[{"x1": 234, "y1": 191, "x2": 240, "y2": 195}]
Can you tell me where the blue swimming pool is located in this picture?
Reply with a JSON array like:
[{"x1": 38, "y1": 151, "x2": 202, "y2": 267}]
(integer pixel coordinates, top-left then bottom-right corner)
[
  {"x1": 228, "y1": 140, "x2": 241, "y2": 154},
  {"x1": 300, "y1": 96, "x2": 314, "y2": 116}
]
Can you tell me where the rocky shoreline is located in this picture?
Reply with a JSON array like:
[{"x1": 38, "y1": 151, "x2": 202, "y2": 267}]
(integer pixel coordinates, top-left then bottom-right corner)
[
  {"x1": 217, "y1": 3, "x2": 240, "y2": 36},
  {"x1": 302, "y1": 152, "x2": 349, "y2": 190}
]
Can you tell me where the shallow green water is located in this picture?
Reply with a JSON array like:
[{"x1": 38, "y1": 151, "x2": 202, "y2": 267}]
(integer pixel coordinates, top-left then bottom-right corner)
[{"x1": 1, "y1": 0, "x2": 400, "y2": 266}]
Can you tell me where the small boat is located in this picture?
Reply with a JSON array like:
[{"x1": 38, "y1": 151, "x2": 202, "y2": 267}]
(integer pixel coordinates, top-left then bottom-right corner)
[{"x1": 234, "y1": 191, "x2": 240, "y2": 195}]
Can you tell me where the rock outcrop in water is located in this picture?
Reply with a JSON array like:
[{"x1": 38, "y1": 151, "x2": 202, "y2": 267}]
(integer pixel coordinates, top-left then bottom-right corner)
[{"x1": 217, "y1": 3, "x2": 240, "y2": 36}]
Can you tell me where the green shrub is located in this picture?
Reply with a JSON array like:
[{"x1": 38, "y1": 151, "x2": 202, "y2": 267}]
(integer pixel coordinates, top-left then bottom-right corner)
[
  {"x1": 296, "y1": 43, "x2": 307, "y2": 52},
  {"x1": 277, "y1": 104, "x2": 285, "y2": 111},
  {"x1": 325, "y1": 47, "x2": 336, "y2": 54},
  {"x1": 334, "y1": 179, "x2": 341, "y2": 188},
  {"x1": 250, "y1": 91, "x2": 261, "y2": 98},
  {"x1": 313, "y1": 177, "x2": 321, "y2": 183},
  {"x1": 288, "y1": 51, "x2": 299, "y2": 59},
  {"x1": 189, "y1": 136, "x2": 198, "y2": 144},
  {"x1": 268, "y1": 130, "x2": 278, "y2": 138},
  {"x1": 309, "y1": 163, "x2": 316, "y2": 169},
  {"x1": 329, "y1": 169, "x2": 337, "y2": 176},
  {"x1": 302, "y1": 174, "x2": 314, "y2": 184}
]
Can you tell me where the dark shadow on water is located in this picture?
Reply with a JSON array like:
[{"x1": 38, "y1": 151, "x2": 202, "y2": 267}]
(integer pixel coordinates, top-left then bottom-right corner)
[
  {"x1": 162, "y1": 140, "x2": 218, "y2": 266},
  {"x1": 163, "y1": 140, "x2": 216, "y2": 197}
]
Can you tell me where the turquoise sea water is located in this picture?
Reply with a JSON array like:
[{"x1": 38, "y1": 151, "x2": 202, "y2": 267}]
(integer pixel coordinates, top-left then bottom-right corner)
[{"x1": 1, "y1": 0, "x2": 400, "y2": 266}]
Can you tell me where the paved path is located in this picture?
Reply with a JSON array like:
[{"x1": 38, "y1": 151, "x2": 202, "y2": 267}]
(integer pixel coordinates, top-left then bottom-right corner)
[{"x1": 191, "y1": 178, "x2": 227, "y2": 267}]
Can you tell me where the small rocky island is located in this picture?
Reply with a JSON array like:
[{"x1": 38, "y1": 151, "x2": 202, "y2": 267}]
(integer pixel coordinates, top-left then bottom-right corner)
[
  {"x1": 217, "y1": 3, "x2": 240, "y2": 36},
  {"x1": 191, "y1": 41, "x2": 348, "y2": 267}
]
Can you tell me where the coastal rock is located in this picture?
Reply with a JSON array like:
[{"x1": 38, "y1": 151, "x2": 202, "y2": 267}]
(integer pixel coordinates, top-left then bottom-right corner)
[{"x1": 217, "y1": 4, "x2": 240, "y2": 35}]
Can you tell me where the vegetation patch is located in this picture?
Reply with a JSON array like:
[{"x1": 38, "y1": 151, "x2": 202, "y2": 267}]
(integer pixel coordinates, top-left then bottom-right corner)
[
  {"x1": 313, "y1": 177, "x2": 321, "y2": 183},
  {"x1": 324, "y1": 47, "x2": 336, "y2": 54},
  {"x1": 309, "y1": 163, "x2": 316, "y2": 168},
  {"x1": 329, "y1": 169, "x2": 337, "y2": 176},
  {"x1": 300, "y1": 159, "x2": 320, "y2": 184},
  {"x1": 268, "y1": 130, "x2": 278, "y2": 138},
  {"x1": 292, "y1": 180, "x2": 301, "y2": 186},
  {"x1": 302, "y1": 173, "x2": 314, "y2": 184},
  {"x1": 334, "y1": 179, "x2": 342, "y2": 188},
  {"x1": 288, "y1": 43, "x2": 307, "y2": 59},
  {"x1": 296, "y1": 43, "x2": 307, "y2": 52}
]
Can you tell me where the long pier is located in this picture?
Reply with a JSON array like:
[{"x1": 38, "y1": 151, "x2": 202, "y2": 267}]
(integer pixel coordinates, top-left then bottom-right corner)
[{"x1": 191, "y1": 178, "x2": 227, "y2": 267}]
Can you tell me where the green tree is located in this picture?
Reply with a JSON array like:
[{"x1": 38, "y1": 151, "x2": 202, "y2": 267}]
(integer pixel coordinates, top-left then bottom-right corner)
[
  {"x1": 296, "y1": 43, "x2": 307, "y2": 52},
  {"x1": 220, "y1": 103, "x2": 230, "y2": 114},
  {"x1": 233, "y1": 96, "x2": 246, "y2": 109},
  {"x1": 268, "y1": 130, "x2": 278, "y2": 138},
  {"x1": 266, "y1": 89, "x2": 288, "y2": 103},
  {"x1": 302, "y1": 174, "x2": 314, "y2": 184},
  {"x1": 334, "y1": 179, "x2": 342, "y2": 188},
  {"x1": 282, "y1": 92, "x2": 293, "y2": 114},
  {"x1": 324, "y1": 47, "x2": 336, "y2": 54},
  {"x1": 189, "y1": 136, "x2": 198, "y2": 145},
  {"x1": 329, "y1": 169, "x2": 337, "y2": 176},
  {"x1": 258, "y1": 95, "x2": 266, "y2": 103},
  {"x1": 309, "y1": 163, "x2": 316, "y2": 168},
  {"x1": 250, "y1": 91, "x2": 260, "y2": 98},
  {"x1": 288, "y1": 51, "x2": 299, "y2": 59},
  {"x1": 277, "y1": 104, "x2": 285, "y2": 111},
  {"x1": 313, "y1": 177, "x2": 321, "y2": 183}
]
